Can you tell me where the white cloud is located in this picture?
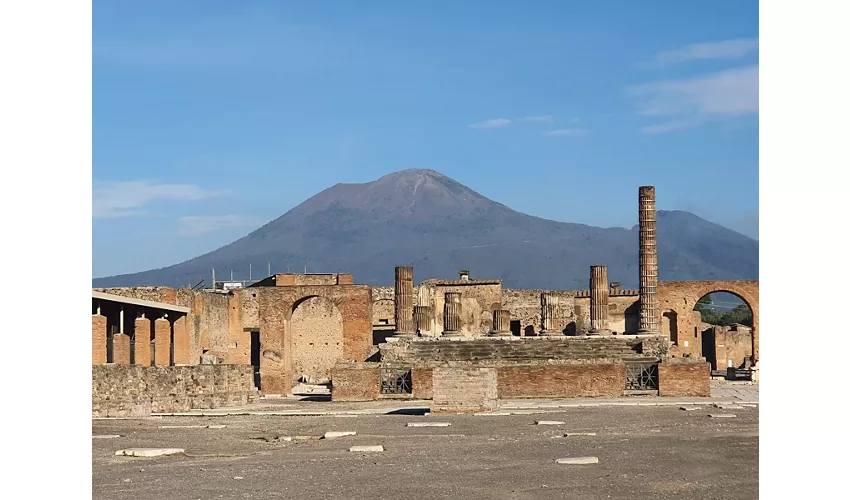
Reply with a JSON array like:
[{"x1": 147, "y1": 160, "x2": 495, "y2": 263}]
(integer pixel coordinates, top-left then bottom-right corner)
[
  {"x1": 93, "y1": 181, "x2": 220, "y2": 218},
  {"x1": 177, "y1": 215, "x2": 262, "y2": 236},
  {"x1": 521, "y1": 115, "x2": 554, "y2": 123},
  {"x1": 641, "y1": 38, "x2": 759, "y2": 68},
  {"x1": 545, "y1": 128, "x2": 587, "y2": 136},
  {"x1": 468, "y1": 118, "x2": 512, "y2": 129},
  {"x1": 628, "y1": 65, "x2": 758, "y2": 133}
]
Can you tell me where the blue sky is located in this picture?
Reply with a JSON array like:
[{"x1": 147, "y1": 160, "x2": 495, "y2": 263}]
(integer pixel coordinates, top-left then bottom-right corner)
[{"x1": 93, "y1": 0, "x2": 759, "y2": 278}]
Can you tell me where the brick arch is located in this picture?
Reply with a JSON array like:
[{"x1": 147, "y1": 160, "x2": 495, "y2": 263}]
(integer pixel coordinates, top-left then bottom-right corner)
[
  {"x1": 257, "y1": 285, "x2": 373, "y2": 395},
  {"x1": 657, "y1": 280, "x2": 759, "y2": 360},
  {"x1": 290, "y1": 295, "x2": 344, "y2": 383}
]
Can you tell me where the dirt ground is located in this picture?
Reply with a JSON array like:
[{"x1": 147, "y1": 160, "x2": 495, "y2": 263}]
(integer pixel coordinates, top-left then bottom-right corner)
[{"x1": 93, "y1": 403, "x2": 758, "y2": 500}]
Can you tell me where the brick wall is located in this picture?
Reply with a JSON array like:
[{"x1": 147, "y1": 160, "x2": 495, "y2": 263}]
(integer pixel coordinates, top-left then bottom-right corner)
[
  {"x1": 497, "y1": 363, "x2": 626, "y2": 398},
  {"x1": 420, "y1": 281, "x2": 502, "y2": 336},
  {"x1": 432, "y1": 367, "x2": 498, "y2": 414},
  {"x1": 329, "y1": 363, "x2": 381, "y2": 401},
  {"x1": 657, "y1": 360, "x2": 711, "y2": 397},
  {"x1": 411, "y1": 367, "x2": 433, "y2": 399},
  {"x1": 92, "y1": 314, "x2": 107, "y2": 364},
  {"x1": 91, "y1": 364, "x2": 257, "y2": 418}
]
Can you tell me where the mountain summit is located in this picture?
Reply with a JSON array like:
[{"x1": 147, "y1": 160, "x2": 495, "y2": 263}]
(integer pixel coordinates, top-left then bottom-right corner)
[{"x1": 92, "y1": 169, "x2": 758, "y2": 289}]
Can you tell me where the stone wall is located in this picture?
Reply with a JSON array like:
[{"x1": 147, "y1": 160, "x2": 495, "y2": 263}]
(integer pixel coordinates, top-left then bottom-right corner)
[
  {"x1": 92, "y1": 364, "x2": 256, "y2": 418},
  {"x1": 657, "y1": 359, "x2": 711, "y2": 397},
  {"x1": 431, "y1": 367, "x2": 498, "y2": 414},
  {"x1": 497, "y1": 363, "x2": 626, "y2": 398},
  {"x1": 290, "y1": 296, "x2": 345, "y2": 383},
  {"x1": 411, "y1": 367, "x2": 433, "y2": 399},
  {"x1": 379, "y1": 336, "x2": 664, "y2": 365},
  {"x1": 329, "y1": 363, "x2": 381, "y2": 402}
]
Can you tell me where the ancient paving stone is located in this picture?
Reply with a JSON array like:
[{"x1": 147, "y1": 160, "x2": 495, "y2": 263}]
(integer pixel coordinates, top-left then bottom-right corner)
[
  {"x1": 349, "y1": 445, "x2": 384, "y2": 452},
  {"x1": 323, "y1": 431, "x2": 357, "y2": 439},
  {"x1": 536, "y1": 421, "x2": 565, "y2": 425},
  {"x1": 115, "y1": 448, "x2": 185, "y2": 457},
  {"x1": 92, "y1": 435, "x2": 121, "y2": 439},
  {"x1": 406, "y1": 422, "x2": 451, "y2": 427},
  {"x1": 708, "y1": 414, "x2": 737, "y2": 418},
  {"x1": 556, "y1": 457, "x2": 599, "y2": 465},
  {"x1": 564, "y1": 432, "x2": 597, "y2": 436}
]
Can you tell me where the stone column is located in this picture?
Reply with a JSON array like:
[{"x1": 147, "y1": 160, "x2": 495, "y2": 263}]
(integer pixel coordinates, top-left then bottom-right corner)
[
  {"x1": 539, "y1": 293, "x2": 562, "y2": 336},
  {"x1": 394, "y1": 266, "x2": 416, "y2": 337},
  {"x1": 442, "y1": 292, "x2": 462, "y2": 337},
  {"x1": 92, "y1": 314, "x2": 107, "y2": 364},
  {"x1": 154, "y1": 317, "x2": 171, "y2": 366},
  {"x1": 489, "y1": 310, "x2": 512, "y2": 337},
  {"x1": 134, "y1": 315, "x2": 152, "y2": 367},
  {"x1": 638, "y1": 186, "x2": 660, "y2": 333},
  {"x1": 414, "y1": 305, "x2": 433, "y2": 336},
  {"x1": 589, "y1": 265, "x2": 611, "y2": 334}
]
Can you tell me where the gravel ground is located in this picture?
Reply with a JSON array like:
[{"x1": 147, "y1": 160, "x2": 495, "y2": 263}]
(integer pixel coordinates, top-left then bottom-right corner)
[{"x1": 93, "y1": 404, "x2": 758, "y2": 500}]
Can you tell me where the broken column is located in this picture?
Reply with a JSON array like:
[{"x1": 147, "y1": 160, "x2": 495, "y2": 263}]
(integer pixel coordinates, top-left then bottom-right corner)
[
  {"x1": 113, "y1": 333, "x2": 130, "y2": 365},
  {"x1": 134, "y1": 315, "x2": 152, "y2": 367},
  {"x1": 442, "y1": 292, "x2": 462, "y2": 337},
  {"x1": 489, "y1": 309, "x2": 512, "y2": 337},
  {"x1": 589, "y1": 265, "x2": 611, "y2": 334},
  {"x1": 92, "y1": 314, "x2": 107, "y2": 364},
  {"x1": 154, "y1": 316, "x2": 171, "y2": 366},
  {"x1": 638, "y1": 186, "x2": 660, "y2": 333},
  {"x1": 172, "y1": 315, "x2": 190, "y2": 364},
  {"x1": 539, "y1": 293, "x2": 562, "y2": 336},
  {"x1": 413, "y1": 305, "x2": 433, "y2": 336},
  {"x1": 394, "y1": 266, "x2": 416, "y2": 337}
]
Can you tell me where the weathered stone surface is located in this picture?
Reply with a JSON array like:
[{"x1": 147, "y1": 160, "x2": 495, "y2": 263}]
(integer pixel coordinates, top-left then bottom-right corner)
[
  {"x1": 589, "y1": 266, "x2": 610, "y2": 333},
  {"x1": 394, "y1": 266, "x2": 415, "y2": 336},
  {"x1": 431, "y1": 367, "x2": 497, "y2": 414},
  {"x1": 564, "y1": 432, "x2": 597, "y2": 436},
  {"x1": 442, "y1": 292, "x2": 462, "y2": 336},
  {"x1": 638, "y1": 186, "x2": 660, "y2": 333},
  {"x1": 406, "y1": 422, "x2": 451, "y2": 427},
  {"x1": 709, "y1": 414, "x2": 737, "y2": 418},
  {"x1": 658, "y1": 360, "x2": 711, "y2": 397},
  {"x1": 536, "y1": 420, "x2": 565, "y2": 425}
]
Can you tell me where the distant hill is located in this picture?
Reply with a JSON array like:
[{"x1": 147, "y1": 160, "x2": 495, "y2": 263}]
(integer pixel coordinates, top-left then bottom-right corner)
[{"x1": 92, "y1": 169, "x2": 758, "y2": 289}]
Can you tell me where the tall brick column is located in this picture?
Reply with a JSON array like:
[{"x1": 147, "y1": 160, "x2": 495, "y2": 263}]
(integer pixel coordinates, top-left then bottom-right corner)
[
  {"x1": 589, "y1": 265, "x2": 611, "y2": 334},
  {"x1": 638, "y1": 186, "x2": 660, "y2": 333},
  {"x1": 134, "y1": 316, "x2": 152, "y2": 367},
  {"x1": 442, "y1": 292, "x2": 462, "y2": 337},
  {"x1": 92, "y1": 314, "x2": 107, "y2": 364},
  {"x1": 539, "y1": 293, "x2": 561, "y2": 336},
  {"x1": 489, "y1": 310, "x2": 512, "y2": 337},
  {"x1": 394, "y1": 266, "x2": 416, "y2": 337},
  {"x1": 113, "y1": 334, "x2": 131, "y2": 365},
  {"x1": 413, "y1": 305, "x2": 432, "y2": 336},
  {"x1": 154, "y1": 317, "x2": 171, "y2": 366},
  {"x1": 172, "y1": 315, "x2": 190, "y2": 364}
]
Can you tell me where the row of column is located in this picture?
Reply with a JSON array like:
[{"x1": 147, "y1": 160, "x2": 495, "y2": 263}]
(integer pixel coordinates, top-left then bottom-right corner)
[
  {"x1": 92, "y1": 311, "x2": 189, "y2": 366},
  {"x1": 394, "y1": 183, "x2": 661, "y2": 338}
]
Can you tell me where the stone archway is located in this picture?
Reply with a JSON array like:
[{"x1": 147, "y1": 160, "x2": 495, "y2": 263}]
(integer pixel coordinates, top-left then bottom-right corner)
[
  {"x1": 290, "y1": 296, "x2": 344, "y2": 383},
  {"x1": 658, "y1": 280, "x2": 759, "y2": 361}
]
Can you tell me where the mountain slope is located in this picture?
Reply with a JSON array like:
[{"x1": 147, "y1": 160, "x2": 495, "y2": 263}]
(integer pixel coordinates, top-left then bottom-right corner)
[{"x1": 92, "y1": 169, "x2": 758, "y2": 289}]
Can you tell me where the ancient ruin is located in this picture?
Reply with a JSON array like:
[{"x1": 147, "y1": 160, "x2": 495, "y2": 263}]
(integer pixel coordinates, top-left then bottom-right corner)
[{"x1": 92, "y1": 185, "x2": 759, "y2": 417}]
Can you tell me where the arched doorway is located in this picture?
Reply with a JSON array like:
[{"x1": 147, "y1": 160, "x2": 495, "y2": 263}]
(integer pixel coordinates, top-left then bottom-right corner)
[
  {"x1": 693, "y1": 291, "x2": 754, "y2": 370},
  {"x1": 290, "y1": 296, "x2": 344, "y2": 384}
]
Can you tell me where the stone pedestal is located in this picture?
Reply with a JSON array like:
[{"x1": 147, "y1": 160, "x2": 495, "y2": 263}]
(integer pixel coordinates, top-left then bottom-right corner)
[
  {"x1": 442, "y1": 292, "x2": 462, "y2": 337},
  {"x1": 394, "y1": 266, "x2": 416, "y2": 337},
  {"x1": 134, "y1": 317, "x2": 152, "y2": 367},
  {"x1": 539, "y1": 293, "x2": 562, "y2": 336},
  {"x1": 413, "y1": 305, "x2": 433, "y2": 337},
  {"x1": 489, "y1": 310, "x2": 512, "y2": 337},
  {"x1": 112, "y1": 333, "x2": 131, "y2": 365},
  {"x1": 154, "y1": 317, "x2": 171, "y2": 366},
  {"x1": 589, "y1": 265, "x2": 611, "y2": 334},
  {"x1": 92, "y1": 314, "x2": 107, "y2": 364},
  {"x1": 638, "y1": 186, "x2": 660, "y2": 333}
]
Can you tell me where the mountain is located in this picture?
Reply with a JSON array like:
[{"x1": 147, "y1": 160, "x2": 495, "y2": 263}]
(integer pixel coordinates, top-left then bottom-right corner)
[{"x1": 92, "y1": 169, "x2": 759, "y2": 289}]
